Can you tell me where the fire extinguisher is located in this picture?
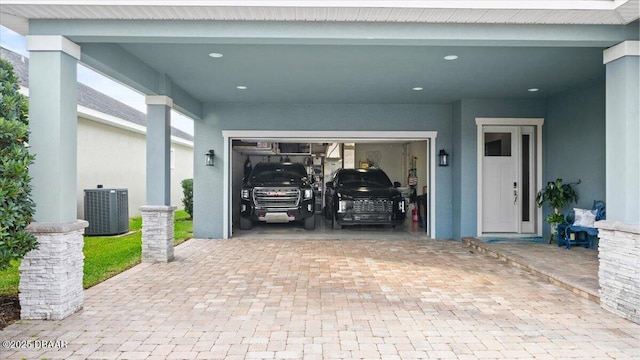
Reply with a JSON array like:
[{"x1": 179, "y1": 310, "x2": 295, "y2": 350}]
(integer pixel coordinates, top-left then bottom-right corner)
[{"x1": 412, "y1": 208, "x2": 418, "y2": 222}]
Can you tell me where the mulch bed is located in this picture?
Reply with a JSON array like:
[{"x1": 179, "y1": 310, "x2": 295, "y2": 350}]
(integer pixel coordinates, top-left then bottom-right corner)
[{"x1": 0, "y1": 294, "x2": 20, "y2": 329}]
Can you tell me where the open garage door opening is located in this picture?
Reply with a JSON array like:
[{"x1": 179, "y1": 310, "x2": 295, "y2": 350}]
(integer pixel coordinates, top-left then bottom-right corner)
[{"x1": 222, "y1": 131, "x2": 437, "y2": 239}]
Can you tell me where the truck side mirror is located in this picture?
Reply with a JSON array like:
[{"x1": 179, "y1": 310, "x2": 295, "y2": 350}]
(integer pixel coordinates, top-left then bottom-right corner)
[
  {"x1": 393, "y1": 181, "x2": 401, "y2": 188},
  {"x1": 326, "y1": 181, "x2": 334, "y2": 188}
]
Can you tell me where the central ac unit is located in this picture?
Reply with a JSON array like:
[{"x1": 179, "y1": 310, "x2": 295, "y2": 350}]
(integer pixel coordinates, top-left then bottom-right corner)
[{"x1": 84, "y1": 188, "x2": 129, "y2": 236}]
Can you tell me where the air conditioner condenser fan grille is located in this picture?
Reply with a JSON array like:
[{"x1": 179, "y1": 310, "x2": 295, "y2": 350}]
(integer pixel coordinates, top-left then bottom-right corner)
[{"x1": 84, "y1": 188, "x2": 129, "y2": 236}]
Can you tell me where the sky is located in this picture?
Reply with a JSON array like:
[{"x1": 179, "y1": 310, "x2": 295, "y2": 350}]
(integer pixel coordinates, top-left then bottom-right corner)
[{"x1": 0, "y1": 25, "x2": 194, "y2": 136}]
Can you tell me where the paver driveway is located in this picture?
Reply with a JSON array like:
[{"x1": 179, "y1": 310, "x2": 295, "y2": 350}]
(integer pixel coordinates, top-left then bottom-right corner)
[{"x1": 2, "y1": 238, "x2": 639, "y2": 359}]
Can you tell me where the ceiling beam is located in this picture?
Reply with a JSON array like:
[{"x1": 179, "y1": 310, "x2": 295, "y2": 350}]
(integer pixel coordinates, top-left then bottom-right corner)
[{"x1": 81, "y1": 43, "x2": 202, "y2": 119}]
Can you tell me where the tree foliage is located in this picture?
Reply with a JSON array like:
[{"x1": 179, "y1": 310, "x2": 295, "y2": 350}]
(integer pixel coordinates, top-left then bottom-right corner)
[
  {"x1": 0, "y1": 58, "x2": 37, "y2": 270},
  {"x1": 181, "y1": 178, "x2": 193, "y2": 219}
]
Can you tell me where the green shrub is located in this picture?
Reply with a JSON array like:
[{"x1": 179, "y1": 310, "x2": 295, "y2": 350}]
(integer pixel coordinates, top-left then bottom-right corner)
[
  {"x1": 181, "y1": 178, "x2": 193, "y2": 219},
  {"x1": 0, "y1": 58, "x2": 37, "y2": 270}
]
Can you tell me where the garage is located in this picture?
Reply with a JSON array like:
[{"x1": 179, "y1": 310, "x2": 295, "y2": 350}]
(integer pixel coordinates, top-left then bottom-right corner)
[{"x1": 222, "y1": 131, "x2": 437, "y2": 239}]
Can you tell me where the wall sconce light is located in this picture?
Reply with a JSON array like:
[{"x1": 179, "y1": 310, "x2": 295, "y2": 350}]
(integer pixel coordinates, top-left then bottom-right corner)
[
  {"x1": 438, "y1": 149, "x2": 449, "y2": 167},
  {"x1": 205, "y1": 149, "x2": 215, "y2": 166}
]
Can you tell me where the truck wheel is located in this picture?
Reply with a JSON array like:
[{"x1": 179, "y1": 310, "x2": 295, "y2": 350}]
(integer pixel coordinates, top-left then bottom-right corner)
[
  {"x1": 304, "y1": 216, "x2": 316, "y2": 230},
  {"x1": 240, "y1": 217, "x2": 253, "y2": 230},
  {"x1": 332, "y1": 214, "x2": 342, "y2": 230}
]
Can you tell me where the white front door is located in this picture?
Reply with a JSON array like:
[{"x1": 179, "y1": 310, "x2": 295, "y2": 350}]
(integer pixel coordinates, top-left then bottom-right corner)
[
  {"x1": 481, "y1": 125, "x2": 537, "y2": 234},
  {"x1": 482, "y1": 127, "x2": 519, "y2": 232}
]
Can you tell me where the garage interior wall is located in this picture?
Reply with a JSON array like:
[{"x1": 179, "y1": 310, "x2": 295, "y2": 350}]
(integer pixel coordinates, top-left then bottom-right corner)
[
  {"x1": 354, "y1": 143, "x2": 404, "y2": 184},
  {"x1": 194, "y1": 103, "x2": 452, "y2": 239}
]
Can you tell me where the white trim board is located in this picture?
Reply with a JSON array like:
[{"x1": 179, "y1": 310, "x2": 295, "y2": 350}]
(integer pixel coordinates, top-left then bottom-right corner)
[
  {"x1": 603, "y1": 40, "x2": 640, "y2": 64},
  {"x1": 475, "y1": 118, "x2": 544, "y2": 237},
  {"x1": 221, "y1": 130, "x2": 438, "y2": 240}
]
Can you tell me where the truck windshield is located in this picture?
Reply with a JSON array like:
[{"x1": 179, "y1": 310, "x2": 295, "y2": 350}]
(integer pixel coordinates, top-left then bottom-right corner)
[
  {"x1": 338, "y1": 170, "x2": 392, "y2": 187},
  {"x1": 251, "y1": 163, "x2": 307, "y2": 180}
]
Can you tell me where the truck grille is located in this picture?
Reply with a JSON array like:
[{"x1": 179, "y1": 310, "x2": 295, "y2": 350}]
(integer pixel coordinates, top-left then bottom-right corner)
[
  {"x1": 253, "y1": 187, "x2": 300, "y2": 208},
  {"x1": 354, "y1": 199, "x2": 393, "y2": 213}
]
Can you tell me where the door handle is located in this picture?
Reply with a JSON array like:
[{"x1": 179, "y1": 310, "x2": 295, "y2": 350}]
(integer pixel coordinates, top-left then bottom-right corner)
[{"x1": 514, "y1": 189, "x2": 518, "y2": 205}]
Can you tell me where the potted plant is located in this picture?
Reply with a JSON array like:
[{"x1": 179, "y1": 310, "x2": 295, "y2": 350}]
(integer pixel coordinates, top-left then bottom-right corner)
[
  {"x1": 536, "y1": 178, "x2": 581, "y2": 242},
  {"x1": 535, "y1": 178, "x2": 580, "y2": 242}
]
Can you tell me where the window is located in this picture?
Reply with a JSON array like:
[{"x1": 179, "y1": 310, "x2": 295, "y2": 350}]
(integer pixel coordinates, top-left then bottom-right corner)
[{"x1": 484, "y1": 133, "x2": 512, "y2": 156}]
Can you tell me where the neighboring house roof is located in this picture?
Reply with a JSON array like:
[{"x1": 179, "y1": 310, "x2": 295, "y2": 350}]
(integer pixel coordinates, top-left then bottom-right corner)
[{"x1": 1, "y1": 47, "x2": 194, "y2": 144}]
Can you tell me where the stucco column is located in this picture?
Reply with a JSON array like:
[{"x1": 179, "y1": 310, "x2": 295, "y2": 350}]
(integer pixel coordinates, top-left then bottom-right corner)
[
  {"x1": 142, "y1": 96, "x2": 174, "y2": 262},
  {"x1": 603, "y1": 41, "x2": 639, "y2": 223},
  {"x1": 599, "y1": 41, "x2": 640, "y2": 324},
  {"x1": 20, "y1": 36, "x2": 85, "y2": 320}
]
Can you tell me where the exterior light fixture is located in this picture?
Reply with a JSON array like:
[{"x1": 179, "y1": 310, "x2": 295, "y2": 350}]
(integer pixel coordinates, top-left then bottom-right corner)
[
  {"x1": 205, "y1": 149, "x2": 215, "y2": 166},
  {"x1": 438, "y1": 149, "x2": 449, "y2": 167}
]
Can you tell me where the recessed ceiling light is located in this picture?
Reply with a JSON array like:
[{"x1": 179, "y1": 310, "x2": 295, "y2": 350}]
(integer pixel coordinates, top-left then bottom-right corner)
[
  {"x1": 444, "y1": 55, "x2": 458, "y2": 61},
  {"x1": 412, "y1": 87, "x2": 424, "y2": 91},
  {"x1": 208, "y1": 52, "x2": 224, "y2": 58},
  {"x1": 528, "y1": 88, "x2": 539, "y2": 92},
  {"x1": 236, "y1": 85, "x2": 248, "y2": 90}
]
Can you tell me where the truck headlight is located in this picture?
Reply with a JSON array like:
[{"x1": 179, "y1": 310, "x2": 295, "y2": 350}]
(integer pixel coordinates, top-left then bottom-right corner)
[
  {"x1": 338, "y1": 200, "x2": 353, "y2": 213},
  {"x1": 399, "y1": 200, "x2": 405, "y2": 212},
  {"x1": 304, "y1": 189, "x2": 313, "y2": 200},
  {"x1": 241, "y1": 189, "x2": 250, "y2": 200}
]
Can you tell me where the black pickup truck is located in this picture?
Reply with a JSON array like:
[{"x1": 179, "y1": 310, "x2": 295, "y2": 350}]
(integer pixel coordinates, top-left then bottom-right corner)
[
  {"x1": 239, "y1": 162, "x2": 316, "y2": 230},
  {"x1": 324, "y1": 168, "x2": 406, "y2": 229}
]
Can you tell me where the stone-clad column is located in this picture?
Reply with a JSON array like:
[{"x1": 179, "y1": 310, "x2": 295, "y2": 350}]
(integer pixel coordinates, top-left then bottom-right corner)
[
  {"x1": 142, "y1": 96, "x2": 175, "y2": 262},
  {"x1": 141, "y1": 205, "x2": 176, "y2": 262},
  {"x1": 597, "y1": 221, "x2": 640, "y2": 324},
  {"x1": 19, "y1": 221, "x2": 88, "y2": 320},
  {"x1": 20, "y1": 36, "x2": 86, "y2": 320}
]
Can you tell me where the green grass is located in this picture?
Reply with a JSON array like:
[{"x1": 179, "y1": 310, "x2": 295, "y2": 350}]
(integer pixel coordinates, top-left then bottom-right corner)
[
  {"x1": 0, "y1": 260, "x2": 20, "y2": 296},
  {"x1": 0, "y1": 210, "x2": 192, "y2": 295}
]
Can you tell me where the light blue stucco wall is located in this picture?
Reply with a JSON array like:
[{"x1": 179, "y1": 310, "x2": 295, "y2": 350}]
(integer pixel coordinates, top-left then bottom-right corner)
[
  {"x1": 193, "y1": 103, "x2": 453, "y2": 239},
  {"x1": 453, "y1": 99, "x2": 548, "y2": 239},
  {"x1": 28, "y1": 50, "x2": 79, "y2": 223},
  {"x1": 606, "y1": 55, "x2": 640, "y2": 224},
  {"x1": 544, "y1": 79, "x2": 606, "y2": 235}
]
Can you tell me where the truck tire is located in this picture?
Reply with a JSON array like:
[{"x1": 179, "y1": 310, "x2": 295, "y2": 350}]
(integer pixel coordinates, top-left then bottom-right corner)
[
  {"x1": 240, "y1": 217, "x2": 253, "y2": 230},
  {"x1": 304, "y1": 216, "x2": 316, "y2": 230}
]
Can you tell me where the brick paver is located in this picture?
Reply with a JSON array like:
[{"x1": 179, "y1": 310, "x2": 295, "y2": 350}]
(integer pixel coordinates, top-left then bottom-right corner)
[{"x1": 1, "y1": 238, "x2": 639, "y2": 359}]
